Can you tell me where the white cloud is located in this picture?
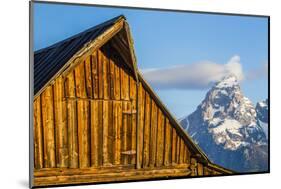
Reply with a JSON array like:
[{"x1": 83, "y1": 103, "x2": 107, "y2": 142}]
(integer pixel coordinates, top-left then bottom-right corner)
[
  {"x1": 225, "y1": 55, "x2": 244, "y2": 81},
  {"x1": 141, "y1": 55, "x2": 244, "y2": 90}
]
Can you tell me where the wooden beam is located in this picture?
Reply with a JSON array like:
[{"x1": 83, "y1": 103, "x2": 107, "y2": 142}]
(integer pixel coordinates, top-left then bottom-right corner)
[
  {"x1": 34, "y1": 164, "x2": 190, "y2": 177},
  {"x1": 110, "y1": 37, "x2": 133, "y2": 72},
  {"x1": 33, "y1": 166, "x2": 191, "y2": 187},
  {"x1": 124, "y1": 22, "x2": 139, "y2": 83}
]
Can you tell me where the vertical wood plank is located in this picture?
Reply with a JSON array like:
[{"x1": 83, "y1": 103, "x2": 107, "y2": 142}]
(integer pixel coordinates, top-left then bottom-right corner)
[
  {"x1": 102, "y1": 101, "x2": 109, "y2": 165},
  {"x1": 121, "y1": 101, "x2": 129, "y2": 165},
  {"x1": 41, "y1": 86, "x2": 56, "y2": 168},
  {"x1": 91, "y1": 51, "x2": 99, "y2": 99},
  {"x1": 112, "y1": 55, "x2": 121, "y2": 165},
  {"x1": 125, "y1": 102, "x2": 132, "y2": 164},
  {"x1": 204, "y1": 167, "x2": 209, "y2": 176},
  {"x1": 98, "y1": 50, "x2": 104, "y2": 99},
  {"x1": 33, "y1": 97, "x2": 44, "y2": 169},
  {"x1": 114, "y1": 57, "x2": 121, "y2": 100},
  {"x1": 98, "y1": 101, "x2": 103, "y2": 166},
  {"x1": 61, "y1": 80, "x2": 68, "y2": 167},
  {"x1": 74, "y1": 62, "x2": 87, "y2": 98},
  {"x1": 113, "y1": 101, "x2": 122, "y2": 165},
  {"x1": 109, "y1": 56, "x2": 115, "y2": 100},
  {"x1": 108, "y1": 101, "x2": 114, "y2": 165},
  {"x1": 77, "y1": 100, "x2": 90, "y2": 168},
  {"x1": 179, "y1": 138, "x2": 185, "y2": 164},
  {"x1": 164, "y1": 118, "x2": 171, "y2": 166},
  {"x1": 171, "y1": 127, "x2": 177, "y2": 165},
  {"x1": 183, "y1": 145, "x2": 187, "y2": 164},
  {"x1": 120, "y1": 68, "x2": 129, "y2": 100},
  {"x1": 129, "y1": 76, "x2": 137, "y2": 164},
  {"x1": 126, "y1": 102, "x2": 132, "y2": 164},
  {"x1": 197, "y1": 163, "x2": 204, "y2": 176},
  {"x1": 120, "y1": 68, "x2": 124, "y2": 100},
  {"x1": 90, "y1": 101, "x2": 98, "y2": 167},
  {"x1": 156, "y1": 109, "x2": 164, "y2": 167},
  {"x1": 102, "y1": 50, "x2": 109, "y2": 99},
  {"x1": 65, "y1": 72, "x2": 78, "y2": 168},
  {"x1": 176, "y1": 135, "x2": 181, "y2": 164},
  {"x1": 84, "y1": 55, "x2": 93, "y2": 98},
  {"x1": 53, "y1": 76, "x2": 68, "y2": 168},
  {"x1": 186, "y1": 145, "x2": 191, "y2": 164},
  {"x1": 75, "y1": 63, "x2": 90, "y2": 168},
  {"x1": 137, "y1": 83, "x2": 145, "y2": 168},
  {"x1": 143, "y1": 92, "x2": 151, "y2": 168},
  {"x1": 191, "y1": 158, "x2": 198, "y2": 176},
  {"x1": 149, "y1": 101, "x2": 157, "y2": 168}
]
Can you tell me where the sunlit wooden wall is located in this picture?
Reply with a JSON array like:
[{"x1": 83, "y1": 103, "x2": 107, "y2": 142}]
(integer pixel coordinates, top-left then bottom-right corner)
[{"x1": 33, "y1": 41, "x2": 229, "y2": 186}]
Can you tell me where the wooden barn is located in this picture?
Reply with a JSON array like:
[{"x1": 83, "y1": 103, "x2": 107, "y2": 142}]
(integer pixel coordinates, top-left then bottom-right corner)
[{"x1": 32, "y1": 15, "x2": 233, "y2": 187}]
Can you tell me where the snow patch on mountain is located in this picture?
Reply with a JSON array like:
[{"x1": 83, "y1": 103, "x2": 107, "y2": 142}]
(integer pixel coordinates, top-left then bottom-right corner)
[{"x1": 215, "y1": 75, "x2": 238, "y2": 88}]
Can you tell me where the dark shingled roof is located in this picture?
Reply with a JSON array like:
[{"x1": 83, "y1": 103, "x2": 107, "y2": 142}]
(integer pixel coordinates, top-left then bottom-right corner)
[{"x1": 34, "y1": 15, "x2": 125, "y2": 95}]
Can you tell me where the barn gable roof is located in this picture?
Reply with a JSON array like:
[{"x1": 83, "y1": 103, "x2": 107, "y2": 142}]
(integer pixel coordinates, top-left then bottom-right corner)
[
  {"x1": 33, "y1": 15, "x2": 233, "y2": 174},
  {"x1": 34, "y1": 15, "x2": 138, "y2": 96}
]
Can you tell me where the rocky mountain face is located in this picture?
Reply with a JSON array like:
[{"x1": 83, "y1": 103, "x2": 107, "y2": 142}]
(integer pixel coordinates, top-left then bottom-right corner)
[
  {"x1": 179, "y1": 75, "x2": 268, "y2": 172},
  {"x1": 256, "y1": 99, "x2": 269, "y2": 139}
]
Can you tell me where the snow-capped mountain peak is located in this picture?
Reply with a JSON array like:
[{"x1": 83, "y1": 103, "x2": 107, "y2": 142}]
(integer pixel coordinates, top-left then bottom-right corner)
[
  {"x1": 179, "y1": 74, "x2": 268, "y2": 172},
  {"x1": 215, "y1": 74, "x2": 239, "y2": 89}
]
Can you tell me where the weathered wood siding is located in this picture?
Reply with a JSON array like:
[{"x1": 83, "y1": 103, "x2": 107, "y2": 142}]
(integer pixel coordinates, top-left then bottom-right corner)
[
  {"x1": 136, "y1": 82, "x2": 192, "y2": 168},
  {"x1": 33, "y1": 41, "x2": 231, "y2": 186},
  {"x1": 34, "y1": 44, "x2": 137, "y2": 169}
]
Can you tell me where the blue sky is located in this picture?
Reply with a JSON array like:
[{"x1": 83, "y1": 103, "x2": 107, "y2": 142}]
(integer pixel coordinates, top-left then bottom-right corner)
[{"x1": 34, "y1": 2, "x2": 268, "y2": 118}]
